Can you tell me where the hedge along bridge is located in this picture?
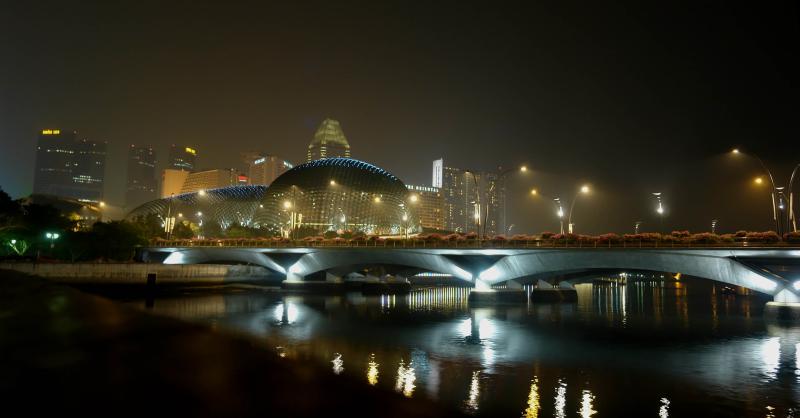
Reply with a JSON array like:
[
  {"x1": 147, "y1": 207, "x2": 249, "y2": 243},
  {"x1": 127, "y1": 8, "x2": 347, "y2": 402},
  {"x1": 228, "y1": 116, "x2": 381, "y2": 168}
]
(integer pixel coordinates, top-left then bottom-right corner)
[{"x1": 139, "y1": 242, "x2": 800, "y2": 306}]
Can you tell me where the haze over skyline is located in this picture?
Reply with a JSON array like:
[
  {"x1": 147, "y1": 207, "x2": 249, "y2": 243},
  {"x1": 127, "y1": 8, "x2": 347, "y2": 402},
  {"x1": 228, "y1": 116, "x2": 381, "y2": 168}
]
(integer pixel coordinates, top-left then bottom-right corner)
[{"x1": 1, "y1": 1, "x2": 798, "y2": 234}]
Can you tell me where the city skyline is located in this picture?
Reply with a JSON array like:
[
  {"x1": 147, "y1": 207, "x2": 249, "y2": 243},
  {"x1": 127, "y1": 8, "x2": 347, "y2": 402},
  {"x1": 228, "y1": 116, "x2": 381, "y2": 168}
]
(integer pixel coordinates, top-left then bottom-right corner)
[{"x1": 2, "y1": 1, "x2": 798, "y2": 235}]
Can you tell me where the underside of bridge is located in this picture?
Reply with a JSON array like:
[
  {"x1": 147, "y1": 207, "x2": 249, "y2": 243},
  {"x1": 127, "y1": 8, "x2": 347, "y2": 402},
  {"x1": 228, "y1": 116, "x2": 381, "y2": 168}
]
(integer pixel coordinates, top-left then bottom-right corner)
[{"x1": 141, "y1": 247, "x2": 800, "y2": 304}]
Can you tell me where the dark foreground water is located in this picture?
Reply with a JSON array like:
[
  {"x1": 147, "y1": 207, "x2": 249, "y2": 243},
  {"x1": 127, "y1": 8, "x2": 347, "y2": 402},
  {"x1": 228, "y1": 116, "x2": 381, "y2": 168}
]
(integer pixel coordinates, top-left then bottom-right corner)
[{"x1": 115, "y1": 279, "x2": 799, "y2": 417}]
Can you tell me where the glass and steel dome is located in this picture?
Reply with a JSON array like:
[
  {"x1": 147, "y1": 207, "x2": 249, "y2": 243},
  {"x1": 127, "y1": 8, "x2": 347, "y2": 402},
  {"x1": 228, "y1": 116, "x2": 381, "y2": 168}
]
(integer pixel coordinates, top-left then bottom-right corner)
[
  {"x1": 126, "y1": 185, "x2": 267, "y2": 230},
  {"x1": 257, "y1": 158, "x2": 418, "y2": 236}
]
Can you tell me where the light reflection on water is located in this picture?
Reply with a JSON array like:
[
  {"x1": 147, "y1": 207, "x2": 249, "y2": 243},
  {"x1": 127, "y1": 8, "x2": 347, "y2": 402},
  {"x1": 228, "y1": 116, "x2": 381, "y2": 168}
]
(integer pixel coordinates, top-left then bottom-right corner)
[{"x1": 123, "y1": 279, "x2": 800, "y2": 417}]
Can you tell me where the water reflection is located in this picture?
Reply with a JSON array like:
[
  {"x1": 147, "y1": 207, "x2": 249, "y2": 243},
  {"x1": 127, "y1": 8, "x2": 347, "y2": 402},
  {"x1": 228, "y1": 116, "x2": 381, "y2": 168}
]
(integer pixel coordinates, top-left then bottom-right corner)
[
  {"x1": 331, "y1": 353, "x2": 343, "y2": 375},
  {"x1": 579, "y1": 389, "x2": 596, "y2": 417},
  {"x1": 522, "y1": 377, "x2": 540, "y2": 418},
  {"x1": 366, "y1": 354, "x2": 379, "y2": 386},
  {"x1": 554, "y1": 378, "x2": 567, "y2": 418},
  {"x1": 464, "y1": 370, "x2": 481, "y2": 413},
  {"x1": 395, "y1": 359, "x2": 416, "y2": 397},
  {"x1": 761, "y1": 337, "x2": 780, "y2": 380},
  {"x1": 659, "y1": 398, "x2": 670, "y2": 418},
  {"x1": 120, "y1": 279, "x2": 799, "y2": 417}
]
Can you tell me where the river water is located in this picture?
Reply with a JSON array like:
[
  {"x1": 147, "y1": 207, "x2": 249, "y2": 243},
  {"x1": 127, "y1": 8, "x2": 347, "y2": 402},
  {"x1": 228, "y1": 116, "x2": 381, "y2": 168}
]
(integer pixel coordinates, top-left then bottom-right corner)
[{"x1": 117, "y1": 278, "x2": 799, "y2": 417}]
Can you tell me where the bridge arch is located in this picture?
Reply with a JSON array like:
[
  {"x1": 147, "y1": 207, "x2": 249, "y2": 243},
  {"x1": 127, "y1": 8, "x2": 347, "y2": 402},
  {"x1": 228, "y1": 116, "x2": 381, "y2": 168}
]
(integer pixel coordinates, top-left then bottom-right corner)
[
  {"x1": 477, "y1": 250, "x2": 786, "y2": 297},
  {"x1": 285, "y1": 249, "x2": 473, "y2": 282}
]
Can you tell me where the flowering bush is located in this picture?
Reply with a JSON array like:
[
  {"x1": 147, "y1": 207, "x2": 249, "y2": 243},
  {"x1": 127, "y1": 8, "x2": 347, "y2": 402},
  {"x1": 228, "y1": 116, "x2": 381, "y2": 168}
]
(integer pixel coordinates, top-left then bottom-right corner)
[
  {"x1": 688, "y1": 233, "x2": 720, "y2": 244},
  {"x1": 785, "y1": 231, "x2": 800, "y2": 242},
  {"x1": 671, "y1": 230, "x2": 691, "y2": 238},
  {"x1": 596, "y1": 233, "x2": 620, "y2": 243},
  {"x1": 746, "y1": 231, "x2": 780, "y2": 243},
  {"x1": 735, "y1": 230, "x2": 748, "y2": 238},
  {"x1": 540, "y1": 232, "x2": 556, "y2": 240},
  {"x1": 465, "y1": 232, "x2": 478, "y2": 240}
]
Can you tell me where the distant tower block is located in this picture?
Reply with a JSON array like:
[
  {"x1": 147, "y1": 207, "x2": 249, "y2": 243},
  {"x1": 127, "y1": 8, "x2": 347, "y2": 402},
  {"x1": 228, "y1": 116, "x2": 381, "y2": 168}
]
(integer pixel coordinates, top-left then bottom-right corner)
[{"x1": 307, "y1": 118, "x2": 351, "y2": 162}]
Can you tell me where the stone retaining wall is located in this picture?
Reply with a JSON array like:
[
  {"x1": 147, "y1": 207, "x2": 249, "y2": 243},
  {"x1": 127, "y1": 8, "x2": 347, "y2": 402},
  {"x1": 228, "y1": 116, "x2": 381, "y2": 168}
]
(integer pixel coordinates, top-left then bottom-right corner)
[{"x1": 0, "y1": 262, "x2": 270, "y2": 285}]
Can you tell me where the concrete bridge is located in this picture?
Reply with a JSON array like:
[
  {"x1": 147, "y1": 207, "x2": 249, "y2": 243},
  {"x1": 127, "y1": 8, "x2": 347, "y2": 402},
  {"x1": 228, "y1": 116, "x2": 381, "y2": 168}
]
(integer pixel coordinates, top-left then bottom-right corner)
[{"x1": 138, "y1": 246, "x2": 800, "y2": 305}]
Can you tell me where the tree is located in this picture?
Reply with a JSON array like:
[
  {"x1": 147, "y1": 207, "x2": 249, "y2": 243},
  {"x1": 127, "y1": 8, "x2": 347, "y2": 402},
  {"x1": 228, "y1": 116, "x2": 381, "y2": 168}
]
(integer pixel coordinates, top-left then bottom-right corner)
[
  {"x1": 201, "y1": 220, "x2": 224, "y2": 238},
  {"x1": 172, "y1": 221, "x2": 194, "y2": 239},
  {"x1": 225, "y1": 222, "x2": 253, "y2": 238}
]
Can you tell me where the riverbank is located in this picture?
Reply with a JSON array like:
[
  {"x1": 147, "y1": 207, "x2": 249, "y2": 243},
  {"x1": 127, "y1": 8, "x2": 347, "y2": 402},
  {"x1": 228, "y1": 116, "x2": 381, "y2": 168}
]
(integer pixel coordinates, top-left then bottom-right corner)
[
  {"x1": 0, "y1": 261, "x2": 274, "y2": 285},
  {"x1": 0, "y1": 269, "x2": 466, "y2": 417}
]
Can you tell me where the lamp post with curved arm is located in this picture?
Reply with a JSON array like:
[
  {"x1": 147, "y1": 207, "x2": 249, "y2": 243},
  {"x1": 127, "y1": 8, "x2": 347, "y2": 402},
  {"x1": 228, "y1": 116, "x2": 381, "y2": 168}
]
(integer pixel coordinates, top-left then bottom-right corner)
[
  {"x1": 788, "y1": 164, "x2": 800, "y2": 232},
  {"x1": 530, "y1": 188, "x2": 565, "y2": 234},
  {"x1": 567, "y1": 185, "x2": 590, "y2": 234},
  {"x1": 731, "y1": 149, "x2": 782, "y2": 234}
]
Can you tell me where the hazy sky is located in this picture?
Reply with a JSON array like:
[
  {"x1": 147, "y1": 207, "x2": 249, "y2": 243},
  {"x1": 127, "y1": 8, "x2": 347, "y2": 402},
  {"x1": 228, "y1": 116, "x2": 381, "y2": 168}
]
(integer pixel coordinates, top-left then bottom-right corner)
[{"x1": 1, "y1": 1, "x2": 798, "y2": 234}]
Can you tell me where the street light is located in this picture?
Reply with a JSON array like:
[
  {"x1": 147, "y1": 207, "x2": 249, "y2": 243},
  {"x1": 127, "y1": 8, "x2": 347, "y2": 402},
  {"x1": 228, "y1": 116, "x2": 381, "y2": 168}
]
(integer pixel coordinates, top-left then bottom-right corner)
[
  {"x1": 45, "y1": 232, "x2": 60, "y2": 249},
  {"x1": 652, "y1": 192, "x2": 665, "y2": 232},
  {"x1": 730, "y1": 148, "x2": 784, "y2": 234},
  {"x1": 567, "y1": 185, "x2": 590, "y2": 234},
  {"x1": 711, "y1": 219, "x2": 718, "y2": 234},
  {"x1": 554, "y1": 197, "x2": 565, "y2": 234}
]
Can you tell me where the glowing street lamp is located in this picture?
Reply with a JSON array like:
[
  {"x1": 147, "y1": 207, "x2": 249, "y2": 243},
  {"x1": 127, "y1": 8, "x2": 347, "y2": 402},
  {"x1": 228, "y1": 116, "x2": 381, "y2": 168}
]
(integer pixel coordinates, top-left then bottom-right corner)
[
  {"x1": 198, "y1": 189, "x2": 207, "y2": 196},
  {"x1": 45, "y1": 232, "x2": 60, "y2": 249},
  {"x1": 554, "y1": 198, "x2": 565, "y2": 234},
  {"x1": 730, "y1": 148, "x2": 784, "y2": 233},
  {"x1": 567, "y1": 185, "x2": 590, "y2": 234},
  {"x1": 653, "y1": 192, "x2": 665, "y2": 232}
]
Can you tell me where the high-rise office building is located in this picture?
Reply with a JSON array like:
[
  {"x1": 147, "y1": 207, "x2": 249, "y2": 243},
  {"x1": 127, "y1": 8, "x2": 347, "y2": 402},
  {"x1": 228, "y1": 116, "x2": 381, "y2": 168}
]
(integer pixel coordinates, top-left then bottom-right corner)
[
  {"x1": 168, "y1": 145, "x2": 197, "y2": 171},
  {"x1": 33, "y1": 129, "x2": 107, "y2": 203},
  {"x1": 307, "y1": 118, "x2": 351, "y2": 162},
  {"x1": 406, "y1": 184, "x2": 444, "y2": 231},
  {"x1": 160, "y1": 169, "x2": 190, "y2": 198},
  {"x1": 125, "y1": 145, "x2": 157, "y2": 208},
  {"x1": 180, "y1": 168, "x2": 239, "y2": 194},
  {"x1": 33, "y1": 129, "x2": 77, "y2": 197},
  {"x1": 244, "y1": 153, "x2": 293, "y2": 186},
  {"x1": 71, "y1": 139, "x2": 107, "y2": 203},
  {"x1": 434, "y1": 159, "x2": 504, "y2": 235}
]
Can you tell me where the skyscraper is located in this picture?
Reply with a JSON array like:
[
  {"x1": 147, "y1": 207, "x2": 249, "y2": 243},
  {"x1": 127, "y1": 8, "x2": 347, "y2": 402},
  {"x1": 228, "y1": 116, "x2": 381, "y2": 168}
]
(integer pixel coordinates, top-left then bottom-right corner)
[
  {"x1": 434, "y1": 159, "x2": 504, "y2": 235},
  {"x1": 406, "y1": 184, "x2": 444, "y2": 231},
  {"x1": 244, "y1": 153, "x2": 293, "y2": 186},
  {"x1": 168, "y1": 145, "x2": 197, "y2": 171},
  {"x1": 33, "y1": 129, "x2": 77, "y2": 197},
  {"x1": 126, "y1": 145, "x2": 157, "y2": 208},
  {"x1": 33, "y1": 129, "x2": 107, "y2": 203},
  {"x1": 71, "y1": 139, "x2": 107, "y2": 203},
  {"x1": 307, "y1": 118, "x2": 351, "y2": 162}
]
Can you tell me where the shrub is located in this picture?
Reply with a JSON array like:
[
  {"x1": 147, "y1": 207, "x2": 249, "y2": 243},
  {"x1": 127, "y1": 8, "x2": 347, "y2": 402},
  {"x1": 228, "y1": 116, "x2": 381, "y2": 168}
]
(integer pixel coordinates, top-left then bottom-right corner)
[
  {"x1": 597, "y1": 233, "x2": 620, "y2": 243},
  {"x1": 746, "y1": 231, "x2": 780, "y2": 243},
  {"x1": 465, "y1": 232, "x2": 478, "y2": 240},
  {"x1": 735, "y1": 230, "x2": 748, "y2": 238},
  {"x1": 540, "y1": 231, "x2": 556, "y2": 240},
  {"x1": 323, "y1": 230, "x2": 338, "y2": 239},
  {"x1": 671, "y1": 230, "x2": 691, "y2": 238},
  {"x1": 785, "y1": 231, "x2": 800, "y2": 242},
  {"x1": 688, "y1": 233, "x2": 720, "y2": 244}
]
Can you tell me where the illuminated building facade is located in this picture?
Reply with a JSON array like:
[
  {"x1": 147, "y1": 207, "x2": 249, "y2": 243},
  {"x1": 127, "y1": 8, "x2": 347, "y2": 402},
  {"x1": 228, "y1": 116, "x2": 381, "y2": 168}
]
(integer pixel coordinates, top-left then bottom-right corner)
[
  {"x1": 434, "y1": 159, "x2": 504, "y2": 235},
  {"x1": 168, "y1": 145, "x2": 197, "y2": 171},
  {"x1": 406, "y1": 184, "x2": 444, "y2": 231},
  {"x1": 180, "y1": 168, "x2": 239, "y2": 194},
  {"x1": 127, "y1": 185, "x2": 268, "y2": 232},
  {"x1": 256, "y1": 158, "x2": 417, "y2": 236},
  {"x1": 245, "y1": 153, "x2": 293, "y2": 186},
  {"x1": 33, "y1": 129, "x2": 107, "y2": 203},
  {"x1": 307, "y1": 119, "x2": 351, "y2": 162},
  {"x1": 160, "y1": 169, "x2": 190, "y2": 198},
  {"x1": 131, "y1": 158, "x2": 418, "y2": 237},
  {"x1": 126, "y1": 145, "x2": 157, "y2": 208}
]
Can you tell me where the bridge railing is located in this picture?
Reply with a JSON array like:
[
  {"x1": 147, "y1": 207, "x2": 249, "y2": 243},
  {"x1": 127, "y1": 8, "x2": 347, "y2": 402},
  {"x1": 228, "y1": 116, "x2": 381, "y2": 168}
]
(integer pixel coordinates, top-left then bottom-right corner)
[{"x1": 147, "y1": 238, "x2": 799, "y2": 249}]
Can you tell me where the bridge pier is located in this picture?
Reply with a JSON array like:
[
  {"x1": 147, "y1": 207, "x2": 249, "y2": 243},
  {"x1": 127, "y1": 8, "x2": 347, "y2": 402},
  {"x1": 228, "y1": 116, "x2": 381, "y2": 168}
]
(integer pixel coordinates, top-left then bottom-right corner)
[
  {"x1": 765, "y1": 288, "x2": 800, "y2": 321},
  {"x1": 529, "y1": 280, "x2": 578, "y2": 303}
]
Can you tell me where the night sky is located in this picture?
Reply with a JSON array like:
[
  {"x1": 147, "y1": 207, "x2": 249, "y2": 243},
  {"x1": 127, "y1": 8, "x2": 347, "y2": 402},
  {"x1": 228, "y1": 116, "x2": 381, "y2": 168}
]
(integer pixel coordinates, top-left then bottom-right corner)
[{"x1": 1, "y1": 1, "x2": 798, "y2": 234}]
